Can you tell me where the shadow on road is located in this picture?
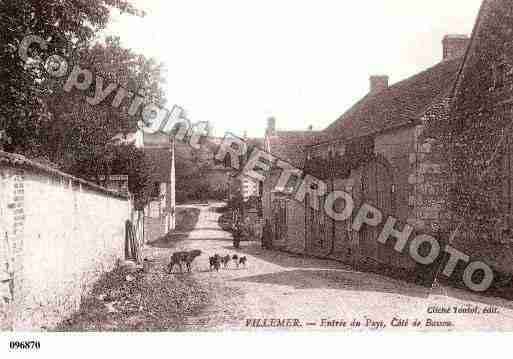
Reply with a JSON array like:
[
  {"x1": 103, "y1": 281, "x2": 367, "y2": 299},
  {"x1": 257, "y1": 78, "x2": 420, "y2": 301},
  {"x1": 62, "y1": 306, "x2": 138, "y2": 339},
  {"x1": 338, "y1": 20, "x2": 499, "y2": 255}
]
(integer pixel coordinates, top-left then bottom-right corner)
[
  {"x1": 229, "y1": 244, "x2": 513, "y2": 310},
  {"x1": 149, "y1": 206, "x2": 201, "y2": 248},
  {"x1": 223, "y1": 243, "x2": 430, "y2": 299},
  {"x1": 190, "y1": 227, "x2": 229, "y2": 232},
  {"x1": 209, "y1": 205, "x2": 230, "y2": 214},
  {"x1": 175, "y1": 206, "x2": 201, "y2": 232},
  {"x1": 221, "y1": 243, "x2": 343, "y2": 270},
  {"x1": 190, "y1": 237, "x2": 234, "y2": 242},
  {"x1": 231, "y1": 269, "x2": 431, "y2": 298}
]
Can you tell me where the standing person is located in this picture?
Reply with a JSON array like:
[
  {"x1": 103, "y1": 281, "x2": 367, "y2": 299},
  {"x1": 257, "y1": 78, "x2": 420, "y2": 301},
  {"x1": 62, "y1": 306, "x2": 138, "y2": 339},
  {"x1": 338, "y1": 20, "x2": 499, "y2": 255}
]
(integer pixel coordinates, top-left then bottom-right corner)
[
  {"x1": 262, "y1": 219, "x2": 272, "y2": 249},
  {"x1": 232, "y1": 220, "x2": 243, "y2": 249}
]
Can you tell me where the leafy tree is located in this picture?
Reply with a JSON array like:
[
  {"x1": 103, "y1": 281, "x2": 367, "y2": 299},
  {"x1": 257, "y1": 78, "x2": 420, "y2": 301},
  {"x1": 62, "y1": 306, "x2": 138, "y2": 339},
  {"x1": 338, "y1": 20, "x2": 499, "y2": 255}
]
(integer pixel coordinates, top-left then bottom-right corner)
[
  {"x1": 0, "y1": 1, "x2": 164, "y2": 206},
  {"x1": 0, "y1": 0, "x2": 143, "y2": 154},
  {"x1": 111, "y1": 144, "x2": 155, "y2": 209},
  {"x1": 175, "y1": 143, "x2": 210, "y2": 202},
  {"x1": 41, "y1": 37, "x2": 166, "y2": 206},
  {"x1": 41, "y1": 36, "x2": 166, "y2": 164}
]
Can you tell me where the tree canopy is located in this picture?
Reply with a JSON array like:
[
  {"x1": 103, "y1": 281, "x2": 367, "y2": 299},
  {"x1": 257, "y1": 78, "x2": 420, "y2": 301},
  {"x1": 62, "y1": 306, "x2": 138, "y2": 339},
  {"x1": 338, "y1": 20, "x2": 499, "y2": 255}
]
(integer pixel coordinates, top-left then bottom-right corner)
[
  {"x1": 1, "y1": 0, "x2": 143, "y2": 151},
  {"x1": 1, "y1": 0, "x2": 165, "y2": 205}
]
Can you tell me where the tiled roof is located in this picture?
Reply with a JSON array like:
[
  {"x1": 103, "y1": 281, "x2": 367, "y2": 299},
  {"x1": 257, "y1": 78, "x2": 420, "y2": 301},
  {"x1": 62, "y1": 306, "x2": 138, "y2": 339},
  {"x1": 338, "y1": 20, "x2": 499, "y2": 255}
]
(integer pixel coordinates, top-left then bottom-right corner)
[
  {"x1": 450, "y1": 0, "x2": 511, "y2": 116},
  {"x1": 266, "y1": 131, "x2": 321, "y2": 168},
  {"x1": 325, "y1": 57, "x2": 463, "y2": 139}
]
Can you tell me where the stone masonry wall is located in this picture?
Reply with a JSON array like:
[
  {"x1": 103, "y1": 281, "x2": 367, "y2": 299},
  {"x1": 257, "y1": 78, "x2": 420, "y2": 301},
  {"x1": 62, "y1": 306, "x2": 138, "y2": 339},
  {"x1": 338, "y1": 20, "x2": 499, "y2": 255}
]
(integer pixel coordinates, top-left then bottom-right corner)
[
  {"x1": 411, "y1": 123, "x2": 451, "y2": 233},
  {"x1": 372, "y1": 100, "x2": 453, "y2": 235},
  {"x1": 410, "y1": 97, "x2": 455, "y2": 234},
  {"x1": 0, "y1": 162, "x2": 129, "y2": 330}
]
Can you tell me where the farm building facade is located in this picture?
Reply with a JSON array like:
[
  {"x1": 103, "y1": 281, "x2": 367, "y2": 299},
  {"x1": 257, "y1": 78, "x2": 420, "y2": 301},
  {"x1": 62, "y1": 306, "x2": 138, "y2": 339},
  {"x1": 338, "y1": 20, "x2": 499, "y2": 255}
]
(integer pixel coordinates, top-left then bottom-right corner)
[
  {"x1": 260, "y1": 0, "x2": 513, "y2": 284},
  {"x1": 259, "y1": 36, "x2": 472, "y2": 281}
]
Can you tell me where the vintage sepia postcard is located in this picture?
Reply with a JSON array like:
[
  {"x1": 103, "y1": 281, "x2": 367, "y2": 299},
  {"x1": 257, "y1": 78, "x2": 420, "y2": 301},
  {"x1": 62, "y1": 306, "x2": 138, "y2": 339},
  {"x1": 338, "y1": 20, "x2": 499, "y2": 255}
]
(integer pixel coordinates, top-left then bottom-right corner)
[{"x1": 2, "y1": 0, "x2": 513, "y2": 355}]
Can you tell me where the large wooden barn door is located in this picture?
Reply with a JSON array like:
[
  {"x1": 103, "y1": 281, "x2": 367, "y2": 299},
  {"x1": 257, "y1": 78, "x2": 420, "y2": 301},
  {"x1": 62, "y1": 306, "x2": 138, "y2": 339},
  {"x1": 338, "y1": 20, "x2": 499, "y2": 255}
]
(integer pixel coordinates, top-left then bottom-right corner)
[
  {"x1": 305, "y1": 193, "x2": 332, "y2": 257},
  {"x1": 357, "y1": 155, "x2": 395, "y2": 266},
  {"x1": 331, "y1": 177, "x2": 357, "y2": 264},
  {"x1": 272, "y1": 198, "x2": 287, "y2": 245}
]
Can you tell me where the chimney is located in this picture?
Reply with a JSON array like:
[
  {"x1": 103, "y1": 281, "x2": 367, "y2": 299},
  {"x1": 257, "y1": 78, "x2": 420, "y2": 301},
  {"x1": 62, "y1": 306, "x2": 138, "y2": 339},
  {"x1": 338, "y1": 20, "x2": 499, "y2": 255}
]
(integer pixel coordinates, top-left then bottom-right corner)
[
  {"x1": 370, "y1": 75, "x2": 389, "y2": 94},
  {"x1": 266, "y1": 117, "x2": 276, "y2": 135},
  {"x1": 442, "y1": 34, "x2": 470, "y2": 61}
]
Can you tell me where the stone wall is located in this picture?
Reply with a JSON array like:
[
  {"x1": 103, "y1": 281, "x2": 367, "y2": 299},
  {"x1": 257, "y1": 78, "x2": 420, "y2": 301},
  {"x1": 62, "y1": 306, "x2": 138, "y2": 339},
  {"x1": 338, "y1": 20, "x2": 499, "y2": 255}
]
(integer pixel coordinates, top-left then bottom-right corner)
[
  {"x1": 411, "y1": 124, "x2": 451, "y2": 233},
  {"x1": 409, "y1": 97, "x2": 454, "y2": 234},
  {"x1": 374, "y1": 113, "x2": 452, "y2": 234},
  {"x1": 0, "y1": 154, "x2": 129, "y2": 330}
]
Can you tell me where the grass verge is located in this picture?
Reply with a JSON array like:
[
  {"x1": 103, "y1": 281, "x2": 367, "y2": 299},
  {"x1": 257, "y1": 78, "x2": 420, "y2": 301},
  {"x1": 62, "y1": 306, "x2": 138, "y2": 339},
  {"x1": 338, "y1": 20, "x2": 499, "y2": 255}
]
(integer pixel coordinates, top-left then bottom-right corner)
[{"x1": 54, "y1": 263, "x2": 209, "y2": 331}]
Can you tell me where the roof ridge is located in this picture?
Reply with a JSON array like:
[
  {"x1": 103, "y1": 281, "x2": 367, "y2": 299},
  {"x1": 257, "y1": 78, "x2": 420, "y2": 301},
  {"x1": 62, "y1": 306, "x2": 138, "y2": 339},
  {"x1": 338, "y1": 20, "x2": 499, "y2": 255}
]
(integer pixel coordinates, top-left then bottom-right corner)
[
  {"x1": 447, "y1": 0, "x2": 490, "y2": 112},
  {"x1": 385, "y1": 57, "x2": 461, "y2": 92},
  {"x1": 324, "y1": 55, "x2": 463, "y2": 139}
]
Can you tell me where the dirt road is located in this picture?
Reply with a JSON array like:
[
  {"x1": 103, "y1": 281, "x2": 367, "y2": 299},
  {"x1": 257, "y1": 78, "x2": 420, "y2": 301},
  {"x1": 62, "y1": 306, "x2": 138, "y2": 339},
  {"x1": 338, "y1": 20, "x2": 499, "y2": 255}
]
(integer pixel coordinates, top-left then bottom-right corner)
[{"x1": 146, "y1": 202, "x2": 513, "y2": 331}]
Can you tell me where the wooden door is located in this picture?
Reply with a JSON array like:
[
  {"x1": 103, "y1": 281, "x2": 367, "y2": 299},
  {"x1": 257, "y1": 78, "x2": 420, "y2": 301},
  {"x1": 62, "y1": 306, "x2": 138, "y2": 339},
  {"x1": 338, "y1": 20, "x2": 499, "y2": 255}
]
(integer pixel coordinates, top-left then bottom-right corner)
[
  {"x1": 305, "y1": 193, "x2": 332, "y2": 257},
  {"x1": 272, "y1": 198, "x2": 287, "y2": 245},
  {"x1": 357, "y1": 156, "x2": 395, "y2": 266}
]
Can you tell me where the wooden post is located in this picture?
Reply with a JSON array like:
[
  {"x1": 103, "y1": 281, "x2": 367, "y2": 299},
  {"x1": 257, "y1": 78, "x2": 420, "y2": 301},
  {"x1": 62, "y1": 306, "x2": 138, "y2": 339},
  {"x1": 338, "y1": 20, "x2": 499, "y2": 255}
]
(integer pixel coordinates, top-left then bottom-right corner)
[{"x1": 168, "y1": 136, "x2": 176, "y2": 231}]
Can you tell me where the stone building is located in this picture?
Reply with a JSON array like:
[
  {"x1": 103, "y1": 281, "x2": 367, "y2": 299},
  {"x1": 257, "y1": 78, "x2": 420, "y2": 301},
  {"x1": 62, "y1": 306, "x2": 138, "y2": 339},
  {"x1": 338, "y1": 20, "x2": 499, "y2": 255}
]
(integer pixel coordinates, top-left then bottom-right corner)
[
  {"x1": 315, "y1": 33, "x2": 468, "y2": 233},
  {"x1": 423, "y1": 0, "x2": 513, "y2": 278},
  {"x1": 262, "y1": 118, "x2": 321, "y2": 254},
  {"x1": 97, "y1": 175, "x2": 129, "y2": 196},
  {"x1": 262, "y1": 32, "x2": 473, "y2": 273}
]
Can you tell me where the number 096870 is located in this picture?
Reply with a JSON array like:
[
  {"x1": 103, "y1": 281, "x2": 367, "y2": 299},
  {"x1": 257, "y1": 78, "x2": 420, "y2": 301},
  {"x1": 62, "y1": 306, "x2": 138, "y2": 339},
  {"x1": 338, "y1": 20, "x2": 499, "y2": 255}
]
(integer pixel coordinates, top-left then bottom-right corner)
[{"x1": 9, "y1": 341, "x2": 41, "y2": 350}]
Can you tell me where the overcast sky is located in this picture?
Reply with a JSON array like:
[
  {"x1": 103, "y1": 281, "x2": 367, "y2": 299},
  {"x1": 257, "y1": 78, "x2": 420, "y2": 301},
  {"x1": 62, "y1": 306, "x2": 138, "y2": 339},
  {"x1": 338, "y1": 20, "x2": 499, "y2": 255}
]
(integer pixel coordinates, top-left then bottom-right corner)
[{"x1": 106, "y1": 0, "x2": 482, "y2": 137}]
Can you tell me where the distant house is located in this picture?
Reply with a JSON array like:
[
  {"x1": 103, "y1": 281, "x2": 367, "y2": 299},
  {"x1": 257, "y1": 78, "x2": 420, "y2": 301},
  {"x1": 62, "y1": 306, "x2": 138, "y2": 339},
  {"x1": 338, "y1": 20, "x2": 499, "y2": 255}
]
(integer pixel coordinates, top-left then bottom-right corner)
[
  {"x1": 263, "y1": 32, "x2": 472, "y2": 273},
  {"x1": 135, "y1": 131, "x2": 176, "y2": 242},
  {"x1": 97, "y1": 175, "x2": 129, "y2": 196},
  {"x1": 229, "y1": 172, "x2": 259, "y2": 202},
  {"x1": 262, "y1": 117, "x2": 321, "y2": 254},
  {"x1": 143, "y1": 146, "x2": 176, "y2": 242},
  {"x1": 235, "y1": 136, "x2": 266, "y2": 202},
  {"x1": 110, "y1": 130, "x2": 176, "y2": 242},
  {"x1": 175, "y1": 137, "x2": 232, "y2": 202}
]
